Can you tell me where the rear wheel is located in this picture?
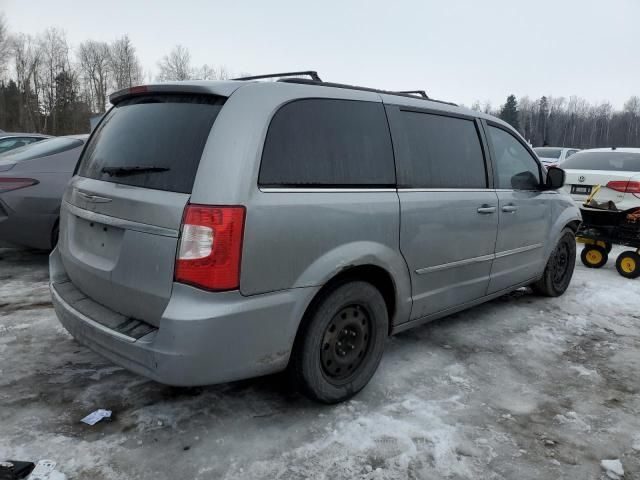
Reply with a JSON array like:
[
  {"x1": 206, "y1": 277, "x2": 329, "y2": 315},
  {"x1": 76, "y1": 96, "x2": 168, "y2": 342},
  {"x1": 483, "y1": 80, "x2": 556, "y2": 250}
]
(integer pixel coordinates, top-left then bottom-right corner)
[
  {"x1": 290, "y1": 281, "x2": 388, "y2": 404},
  {"x1": 615, "y1": 251, "x2": 640, "y2": 279},
  {"x1": 532, "y1": 228, "x2": 576, "y2": 297},
  {"x1": 580, "y1": 245, "x2": 608, "y2": 268}
]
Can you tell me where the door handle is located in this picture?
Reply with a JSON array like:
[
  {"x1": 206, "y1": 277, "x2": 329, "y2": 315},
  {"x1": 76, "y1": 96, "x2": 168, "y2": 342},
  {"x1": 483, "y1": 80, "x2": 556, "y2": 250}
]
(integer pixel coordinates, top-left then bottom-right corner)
[
  {"x1": 477, "y1": 205, "x2": 496, "y2": 214},
  {"x1": 502, "y1": 205, "x2": 518, "y2": 213}
]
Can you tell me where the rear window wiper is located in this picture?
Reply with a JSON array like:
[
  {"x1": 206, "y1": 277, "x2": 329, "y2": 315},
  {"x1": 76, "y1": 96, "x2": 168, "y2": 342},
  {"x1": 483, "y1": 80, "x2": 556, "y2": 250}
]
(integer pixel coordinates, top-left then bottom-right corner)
[{"x1": 101, "y1": 166, "x2": 170, "y2": 177}]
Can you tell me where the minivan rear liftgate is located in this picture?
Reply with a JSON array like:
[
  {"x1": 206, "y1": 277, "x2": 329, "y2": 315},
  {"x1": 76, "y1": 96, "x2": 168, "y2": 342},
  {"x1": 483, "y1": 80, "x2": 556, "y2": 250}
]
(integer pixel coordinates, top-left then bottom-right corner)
[{"x1": 53, "y1": 92, "x2": 227, "y2": 329}]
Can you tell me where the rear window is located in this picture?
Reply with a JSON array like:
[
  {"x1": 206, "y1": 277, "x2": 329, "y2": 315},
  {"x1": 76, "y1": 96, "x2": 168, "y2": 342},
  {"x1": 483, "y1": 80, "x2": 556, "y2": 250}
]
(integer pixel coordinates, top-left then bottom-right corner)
[
  {"x1": 0, "y1": 137, "x2": 83, "y2": 161},
  {"x1": 534, "y1": 147, "x2": 562, "y2": 159},
  {"x1": 391, "y1": 110, "x2": 487, "y2": 188},
  {"x1": 78, "y1": 94, "x2": 225, "y2": 193},
  {"x1": 259, "y1": 99, "x2": 395, "y2": 187},
  {"x1": 561, "y1": 151, "x2": 640, "y2": 172}
]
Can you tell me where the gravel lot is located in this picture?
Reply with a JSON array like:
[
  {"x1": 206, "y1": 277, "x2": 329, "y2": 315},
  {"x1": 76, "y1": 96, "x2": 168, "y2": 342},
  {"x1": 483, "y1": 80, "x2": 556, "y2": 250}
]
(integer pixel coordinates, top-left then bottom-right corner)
[{"x1": 1, "y1": 246, "x2": 639, "y2": 479}]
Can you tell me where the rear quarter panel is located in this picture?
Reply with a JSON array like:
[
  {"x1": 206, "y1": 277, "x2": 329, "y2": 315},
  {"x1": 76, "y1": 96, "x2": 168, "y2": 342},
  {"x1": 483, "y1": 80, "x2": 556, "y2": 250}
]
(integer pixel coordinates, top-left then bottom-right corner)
[{"x1": 241, "y1": 189, "x2": 412, "y2": 322}]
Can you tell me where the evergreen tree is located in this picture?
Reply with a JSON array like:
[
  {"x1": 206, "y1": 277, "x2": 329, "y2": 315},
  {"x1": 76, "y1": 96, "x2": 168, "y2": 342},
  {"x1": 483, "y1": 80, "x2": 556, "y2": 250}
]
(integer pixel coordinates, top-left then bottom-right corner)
[
  {"x1": 499, "y1": 94, "x2": 520, "y2": 130},
  {"x1": 538, "y1": 96, "x2": 549, "y2": 145}
]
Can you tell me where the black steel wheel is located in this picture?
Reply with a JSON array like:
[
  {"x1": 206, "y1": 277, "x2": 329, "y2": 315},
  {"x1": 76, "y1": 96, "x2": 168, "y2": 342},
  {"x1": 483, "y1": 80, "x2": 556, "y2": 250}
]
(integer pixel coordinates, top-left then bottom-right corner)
[
  {"x1": 532, "y1": 228, "x2": 576, "y2": 297},
  {"x1": 320, "y1": 305, "x2": 372, "y2": 382},
  {"x1": 290, "y1": 281, "x2": 388, "y2": 404}
]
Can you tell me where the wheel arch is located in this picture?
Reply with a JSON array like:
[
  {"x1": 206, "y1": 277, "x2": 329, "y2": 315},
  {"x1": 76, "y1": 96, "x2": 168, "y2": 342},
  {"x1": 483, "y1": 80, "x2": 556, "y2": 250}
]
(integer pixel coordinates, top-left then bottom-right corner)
[{"x1": 293, "y1": 263, "x2": 404, "y2": 354}]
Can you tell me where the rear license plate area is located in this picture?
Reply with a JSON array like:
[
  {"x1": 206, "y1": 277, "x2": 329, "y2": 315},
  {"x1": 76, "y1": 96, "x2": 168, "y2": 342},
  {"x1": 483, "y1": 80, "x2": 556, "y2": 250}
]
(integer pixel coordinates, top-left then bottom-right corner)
[
  {"x1": 73, "y1": 215, "x2": 124, "y2": 259},
  {"x1": 571, "y1": 185, "x2": 593, "y2": 195}
]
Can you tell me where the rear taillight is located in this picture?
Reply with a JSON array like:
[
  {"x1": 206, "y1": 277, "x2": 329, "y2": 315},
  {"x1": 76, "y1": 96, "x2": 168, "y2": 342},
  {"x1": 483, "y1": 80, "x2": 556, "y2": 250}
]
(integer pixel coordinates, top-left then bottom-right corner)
[
  {"x1": 175, "y1": 205, "x2": 246, "y2": 291},
  {"x1": 606, "y1": 180, "x2": 640, "y2": 195},
  {"x1": 0, "y1": 177, "x2": 39, "y2": 193}
]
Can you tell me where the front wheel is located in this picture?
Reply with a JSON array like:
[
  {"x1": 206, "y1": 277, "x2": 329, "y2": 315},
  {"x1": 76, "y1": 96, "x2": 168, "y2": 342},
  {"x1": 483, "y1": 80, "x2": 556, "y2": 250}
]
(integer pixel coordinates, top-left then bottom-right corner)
[
  {"x1": 532, "y1": 228, "x2": 576, "y2": 297},
  {"x1": 290, "y1": 281, "x2": 388, "y2": 404}
]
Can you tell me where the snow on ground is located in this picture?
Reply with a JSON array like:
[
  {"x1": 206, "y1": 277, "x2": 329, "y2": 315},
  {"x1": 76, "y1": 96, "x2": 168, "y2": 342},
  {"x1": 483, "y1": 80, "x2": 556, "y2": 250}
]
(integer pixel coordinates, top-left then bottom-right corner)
[{"x1": 1, "y1": 246, "x2": 639, "y2": 479}]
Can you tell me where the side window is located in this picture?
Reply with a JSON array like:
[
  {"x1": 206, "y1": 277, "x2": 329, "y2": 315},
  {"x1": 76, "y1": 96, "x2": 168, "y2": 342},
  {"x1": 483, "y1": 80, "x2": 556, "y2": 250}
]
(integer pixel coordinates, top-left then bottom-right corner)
[
  {"x1": 566, "y1": 149, "x2": 578, "y2": 159},
  {"x1": 259, "y1": 99, "x2": 395, "y2": 187},
  {"x1": 488, "y1": 126, "x2": 541, "y2": 190},
  {"x1": 392, "y1": 110, "x2": 487, "y2": 188},
  {"x1": 0, "y1": 138, "x2": 28, "y2": 153}
]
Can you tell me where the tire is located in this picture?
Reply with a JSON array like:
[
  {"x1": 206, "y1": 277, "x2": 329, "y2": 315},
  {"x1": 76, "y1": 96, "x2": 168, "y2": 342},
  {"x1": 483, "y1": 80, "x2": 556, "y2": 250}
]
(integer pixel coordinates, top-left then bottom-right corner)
[
  {"x1": 615, "y1": 251, "x2": 640, "y2": 279},
  {"x1": 290, "y1": 281, "x2": 388, "y2": 404},
  {"x1": 604, "y1": 242, "x2": 613, "y2": 254},
  {"x1": 580, "y1": 245, "x2": 608, "y2": 268},
  {"x1": 532, "y1": 228, "x2": 576, "y2": 297}
]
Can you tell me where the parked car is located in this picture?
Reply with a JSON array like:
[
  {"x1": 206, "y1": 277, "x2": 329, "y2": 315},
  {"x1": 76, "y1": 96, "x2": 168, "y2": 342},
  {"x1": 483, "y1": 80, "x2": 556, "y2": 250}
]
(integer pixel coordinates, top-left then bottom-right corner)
[
  {"x1": 534, "y1": 147, "x2": 580, "y2": 167},
  {"x1": 50, "y1": 74, "x2": 579, "y2": 404},
  {"x1": 0, "y1": 135, "x2": 88, "y2": 250},
  {"x1": 562, "y1": 148, "x2": 640, "y2": 209},
  {"x1": 0, "y1": 132, "x2": 51, "y2": 154}
]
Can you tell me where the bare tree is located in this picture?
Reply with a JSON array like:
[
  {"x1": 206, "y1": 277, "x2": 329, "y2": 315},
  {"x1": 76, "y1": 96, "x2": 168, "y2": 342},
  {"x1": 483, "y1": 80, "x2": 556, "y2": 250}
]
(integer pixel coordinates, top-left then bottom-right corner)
[
  {"x1": 194, "y1": 63, "x2": 216, "y2": 80},
  {"x1": 78, "y1": 40, "x2": 110, "y2": 112},
  {"x1": 109, "y1": 35, "x2": 142, "y2": 90},
  {"x1": 38, "y1": 28, "x2": 71, "y2": 133},
  {"x1": 157, "y1": 45, "x2": 192, "y2": 81},
  {"x1": 11, "y1": 33, "x2": 42, "y2": 130},
  {"x1": 0, "y1": 14, "x2": 10, "y2": 77},
  {"x1": 217, "y1": 65, "x2": 229, "y2": 80}
]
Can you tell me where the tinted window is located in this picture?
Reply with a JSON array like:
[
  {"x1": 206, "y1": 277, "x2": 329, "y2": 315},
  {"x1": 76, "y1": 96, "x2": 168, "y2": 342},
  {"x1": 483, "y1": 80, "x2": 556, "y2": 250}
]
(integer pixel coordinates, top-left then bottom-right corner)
[
  {"x1": 489, "y1": 126, "x2": 541, "y2": 190},
  {"x1": 561, "y1": 151, "x2": 640, "y2": 172},
  {"x1": 392, "y1": 111, "x2": 486, "y2": 188},
  {"x1": 0, "y1": 137, "x2": 83, "y2": 160},
  {"x1": 533, "y1": 147, "x2": 562, "y2": 159},
  {"x1": 259, "y1": 99, "x2": 395, "y2": 186},
  {"x1": 566, "y1": 149, "x2": 579, "y2": 158},
  {"x1": 78, "y1": 94, "x2": 225, "y2": 194}
]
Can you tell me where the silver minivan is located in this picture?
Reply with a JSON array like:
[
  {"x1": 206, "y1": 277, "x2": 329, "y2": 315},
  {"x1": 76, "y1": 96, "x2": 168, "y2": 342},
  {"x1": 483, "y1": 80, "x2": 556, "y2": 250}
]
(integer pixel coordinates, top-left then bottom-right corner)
[{"x1": 50, "y1": 73, "x2": 580, "y2": 403}]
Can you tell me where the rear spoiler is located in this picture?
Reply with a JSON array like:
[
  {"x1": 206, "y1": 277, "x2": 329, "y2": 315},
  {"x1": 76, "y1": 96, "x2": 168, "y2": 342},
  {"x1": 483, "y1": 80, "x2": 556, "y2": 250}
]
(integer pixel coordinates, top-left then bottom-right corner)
[{"x1": 109, "y1": 82, "x2": 242, "y2": 105}]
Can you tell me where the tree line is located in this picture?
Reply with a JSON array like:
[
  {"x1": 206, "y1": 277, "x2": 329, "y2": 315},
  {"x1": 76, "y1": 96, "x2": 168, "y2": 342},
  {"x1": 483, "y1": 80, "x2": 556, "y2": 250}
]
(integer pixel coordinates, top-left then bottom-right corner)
[
  {"x1": 0, "y1": 13, "x2": 638, "y2": 148},
  {"x1": 0, "y1": 14, "x2": 237, "y2": 135},
  {"x1": 477, "y1": 94, "x2": 640, "y2": 148}
]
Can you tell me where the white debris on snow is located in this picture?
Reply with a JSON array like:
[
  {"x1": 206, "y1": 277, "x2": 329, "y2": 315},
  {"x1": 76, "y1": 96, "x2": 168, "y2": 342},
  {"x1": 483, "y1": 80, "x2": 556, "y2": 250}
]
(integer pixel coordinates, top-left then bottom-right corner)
[
  {"x1": 601, "y1": 459, "x2": 624, "y2": 479},
  {"x1": 81, "y1": 409, "x2": 112, "y2": 425}
]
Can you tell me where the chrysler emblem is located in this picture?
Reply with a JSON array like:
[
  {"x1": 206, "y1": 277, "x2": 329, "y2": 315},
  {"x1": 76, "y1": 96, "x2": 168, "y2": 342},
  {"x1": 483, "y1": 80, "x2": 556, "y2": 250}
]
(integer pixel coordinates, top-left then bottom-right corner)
[{"x1": 578, "y1": 176, "x2": 585, "y2": 183}]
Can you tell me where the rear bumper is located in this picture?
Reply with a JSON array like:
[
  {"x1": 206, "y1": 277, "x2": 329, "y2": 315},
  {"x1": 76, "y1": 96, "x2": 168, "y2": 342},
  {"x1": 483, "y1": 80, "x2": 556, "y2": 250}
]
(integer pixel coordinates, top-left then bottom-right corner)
[{"x1": 50, "y1": 247, "x2": 319, "y2": 386}]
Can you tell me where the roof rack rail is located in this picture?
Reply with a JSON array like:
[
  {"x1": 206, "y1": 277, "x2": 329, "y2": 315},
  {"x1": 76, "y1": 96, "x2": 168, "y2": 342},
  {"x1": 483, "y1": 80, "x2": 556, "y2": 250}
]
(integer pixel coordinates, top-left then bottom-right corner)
[
  {"x1": 394, "y1": 90, "x2": 429, "y2": 99},
  {"x1": 233, "y1": 71, "x2": 322, "y2": 82},
  {"x1": 278, "y1": 78, "x2": 457, "y2": 107}
]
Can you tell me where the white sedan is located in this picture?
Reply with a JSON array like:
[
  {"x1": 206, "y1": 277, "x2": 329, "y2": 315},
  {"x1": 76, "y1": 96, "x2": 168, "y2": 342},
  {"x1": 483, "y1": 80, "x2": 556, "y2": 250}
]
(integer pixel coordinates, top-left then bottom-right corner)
[{"x1": 562, "y1": 148, "x2": 640, "y2": 210}]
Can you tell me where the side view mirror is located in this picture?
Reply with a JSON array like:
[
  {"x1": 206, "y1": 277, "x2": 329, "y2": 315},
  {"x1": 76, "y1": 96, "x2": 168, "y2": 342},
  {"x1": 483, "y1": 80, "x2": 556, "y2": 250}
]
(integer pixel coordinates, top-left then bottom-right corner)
[
  {"x1": 545, "y1": 167, "x2": 565, "y2": 190},
  {"x1": 511, "y1": 171, "x2": 539, "y2": 190}
]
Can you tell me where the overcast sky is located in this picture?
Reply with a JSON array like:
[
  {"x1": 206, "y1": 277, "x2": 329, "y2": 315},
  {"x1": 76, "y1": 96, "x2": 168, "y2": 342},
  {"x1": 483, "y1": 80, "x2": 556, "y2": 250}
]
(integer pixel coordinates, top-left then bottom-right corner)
[{"x1": 2, "y1": 0, "x2": 638, "y2": 108}]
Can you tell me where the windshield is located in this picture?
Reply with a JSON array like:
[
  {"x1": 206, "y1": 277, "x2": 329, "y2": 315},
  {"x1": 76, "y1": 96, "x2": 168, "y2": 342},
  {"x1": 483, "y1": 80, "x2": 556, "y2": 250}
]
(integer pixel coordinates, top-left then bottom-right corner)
[
  {"x1": 561, "y1": 151, "x2": 640, "y2": 172},
  {"x1": 534, "y1": 147, "x2": 562, "y2": 159},
  {"x1": 0, "y1": 137, "x2": 84, "y2": 161},
  {"x1": 77, "y1": 94, "x2": 225, "y2": 194}
]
